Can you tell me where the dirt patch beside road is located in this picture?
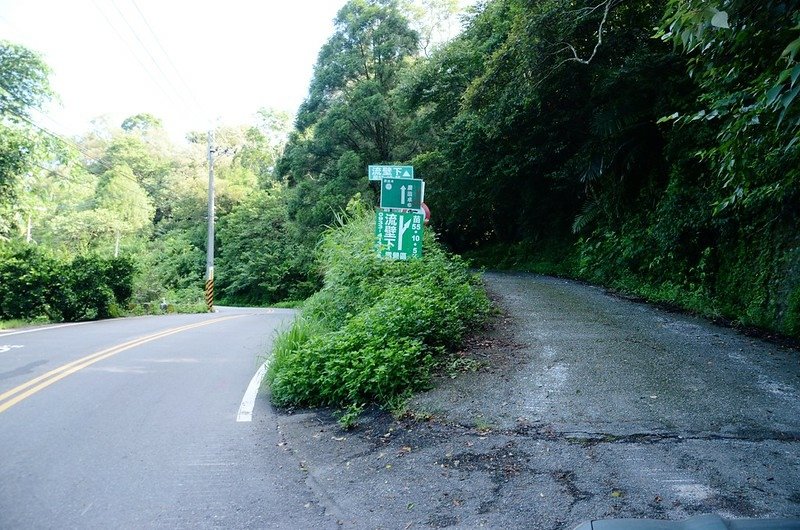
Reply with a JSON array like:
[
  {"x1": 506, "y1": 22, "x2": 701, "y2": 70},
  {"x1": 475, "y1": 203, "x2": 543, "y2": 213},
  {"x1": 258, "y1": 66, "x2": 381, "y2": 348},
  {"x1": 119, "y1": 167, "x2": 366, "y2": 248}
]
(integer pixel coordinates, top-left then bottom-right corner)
[{"x1": 272, "y1": 272, "x2": 800, "y2": 529}]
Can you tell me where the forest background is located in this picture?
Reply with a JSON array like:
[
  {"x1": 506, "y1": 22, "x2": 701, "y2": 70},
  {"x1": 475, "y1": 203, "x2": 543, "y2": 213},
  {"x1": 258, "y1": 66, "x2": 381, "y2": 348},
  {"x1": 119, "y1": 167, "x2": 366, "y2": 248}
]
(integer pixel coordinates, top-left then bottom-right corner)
[{"x1": 1, "y1": 0, "x2": 798, "y2": 338}]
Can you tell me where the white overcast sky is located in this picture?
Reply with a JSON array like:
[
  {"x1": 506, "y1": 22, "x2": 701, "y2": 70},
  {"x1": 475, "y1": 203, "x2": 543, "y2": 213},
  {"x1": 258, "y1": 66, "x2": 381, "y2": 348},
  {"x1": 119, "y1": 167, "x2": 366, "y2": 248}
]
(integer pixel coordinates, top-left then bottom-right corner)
[{"x1": 0, "y1": 0, "x2": 350, "y2": 141}]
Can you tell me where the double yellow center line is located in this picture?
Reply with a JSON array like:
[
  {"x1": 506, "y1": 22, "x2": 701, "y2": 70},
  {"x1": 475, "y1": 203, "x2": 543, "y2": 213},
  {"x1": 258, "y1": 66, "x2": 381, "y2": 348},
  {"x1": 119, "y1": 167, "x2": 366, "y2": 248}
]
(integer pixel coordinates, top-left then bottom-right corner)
[{"x1": 0, "y1": 315, "x2": 243, "y2": 415}]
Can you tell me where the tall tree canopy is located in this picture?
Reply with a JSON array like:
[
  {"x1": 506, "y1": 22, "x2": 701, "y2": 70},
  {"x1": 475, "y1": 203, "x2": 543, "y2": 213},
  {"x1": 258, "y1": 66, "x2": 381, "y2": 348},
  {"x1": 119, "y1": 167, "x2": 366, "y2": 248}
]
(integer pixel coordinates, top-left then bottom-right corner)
[
  {"x1": 278, "y1": 0, "x2": 420, "y2": 243},
  {"x1": 0, "y1": 41, "x2": 55, "y2": 239},
  {"x1": 298, "y1": 0, "x2": 418, "y2": 129},
  {"x1": 0, "y1": 40, "x2": 53, "y2": 119}
]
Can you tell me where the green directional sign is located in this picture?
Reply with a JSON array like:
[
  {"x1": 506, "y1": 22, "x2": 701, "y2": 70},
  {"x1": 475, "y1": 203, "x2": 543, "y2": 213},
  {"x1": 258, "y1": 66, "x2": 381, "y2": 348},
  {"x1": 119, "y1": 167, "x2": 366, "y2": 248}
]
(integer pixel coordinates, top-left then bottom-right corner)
[
  {"x1": 380, "y1": 178, "x2": 423, "y2": 210},
  {"x1": 375, "y1": 209, "x2": 423, "y2": 260},
  {"x1": 368, "y1": 165, "x2": 414, "y2": 181}
]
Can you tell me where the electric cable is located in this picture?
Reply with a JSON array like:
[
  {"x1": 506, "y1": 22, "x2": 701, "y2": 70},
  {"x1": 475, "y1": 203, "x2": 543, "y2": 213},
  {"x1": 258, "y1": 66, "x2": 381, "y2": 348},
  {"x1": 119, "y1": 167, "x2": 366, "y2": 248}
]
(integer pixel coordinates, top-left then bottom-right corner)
[
  {"x1": 108, "y1": 0, "x2": 195, "y2": 118},
  {"x1": 128, "y1": 0, "x2": 207, "y2": 117},
  {"x1": 1, "y1": 93, "x2": 147, "y2": 188},
  {"x1": 90, "y1": 0, "x2": 187, "y2": 116},
  {"x1": 3, "y1": 106, "x2": 112, "y2": 172}
]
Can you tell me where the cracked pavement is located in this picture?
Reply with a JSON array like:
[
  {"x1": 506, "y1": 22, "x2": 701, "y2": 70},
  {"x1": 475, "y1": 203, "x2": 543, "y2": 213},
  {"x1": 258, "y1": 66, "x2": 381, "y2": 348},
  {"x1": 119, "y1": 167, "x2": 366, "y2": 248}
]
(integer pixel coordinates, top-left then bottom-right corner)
[{"x1": 272, "y1": 272, "x2": 800, "y2": 529}]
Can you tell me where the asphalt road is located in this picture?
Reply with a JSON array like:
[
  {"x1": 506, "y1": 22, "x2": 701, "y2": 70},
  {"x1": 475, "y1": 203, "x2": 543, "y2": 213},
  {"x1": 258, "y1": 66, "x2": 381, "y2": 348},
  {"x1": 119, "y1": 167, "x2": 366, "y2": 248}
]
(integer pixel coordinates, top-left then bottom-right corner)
[
  {"x1": 0, "y1": 308, "x2": 335, "y2": 529},
  {"x1": 2, "y1": 275, "x2": 799, "y2": 530}
]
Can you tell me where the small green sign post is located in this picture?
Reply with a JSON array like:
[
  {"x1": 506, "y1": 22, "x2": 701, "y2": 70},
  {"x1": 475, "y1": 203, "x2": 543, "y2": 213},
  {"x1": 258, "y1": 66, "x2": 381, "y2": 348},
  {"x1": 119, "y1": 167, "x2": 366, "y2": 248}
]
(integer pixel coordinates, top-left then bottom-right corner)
[
  {"x1": 379, "y1": 178, "x2": 423, "y2": 210},
  {"x1": 375, "y1": 209, "x2": 423, "y2": 260},
  {"x1": 368, "y1": 165, "x2": 414, "y2": 181}
]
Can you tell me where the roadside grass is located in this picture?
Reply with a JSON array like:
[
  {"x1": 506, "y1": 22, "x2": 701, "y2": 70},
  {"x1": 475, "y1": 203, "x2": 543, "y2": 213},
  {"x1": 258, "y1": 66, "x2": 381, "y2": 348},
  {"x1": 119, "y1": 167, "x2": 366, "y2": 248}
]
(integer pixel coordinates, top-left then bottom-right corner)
[
  {"x1": 266, "y1": 206, "x2": 491, "y2": 412},
  {"x1": 0, "y1": 317, "x2": 49, "y2": 330},
  {"x1": 271, "y1": 300, "x2": 304, "y2": 309},
  {"x1": 124, "y1": 304, "x2": 204, "y2": 316},
  {"x1": 464, "y1": 237, "x2": 578, "y2": 278},
  {"x1": 214, "y1": 297, "x2": 304, "y2": 309},
  {"x1": 474, "y1": 416, "x2": 493, "y2": 434}
]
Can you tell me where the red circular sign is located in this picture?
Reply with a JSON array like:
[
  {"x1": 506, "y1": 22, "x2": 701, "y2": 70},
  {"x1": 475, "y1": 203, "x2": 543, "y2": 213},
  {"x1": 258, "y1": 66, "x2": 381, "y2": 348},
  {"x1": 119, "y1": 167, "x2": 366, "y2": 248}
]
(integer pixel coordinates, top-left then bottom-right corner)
[{"x1": 421, "y1": 202, "x2": 431, "y2": 225}]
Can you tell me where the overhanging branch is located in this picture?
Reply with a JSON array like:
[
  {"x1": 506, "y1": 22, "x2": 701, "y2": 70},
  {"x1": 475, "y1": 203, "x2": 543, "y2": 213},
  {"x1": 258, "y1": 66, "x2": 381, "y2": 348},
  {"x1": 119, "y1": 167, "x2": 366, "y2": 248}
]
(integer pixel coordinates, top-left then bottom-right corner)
[{"x1": 560, "y1": 0, "x2": 615, "y2": 66}]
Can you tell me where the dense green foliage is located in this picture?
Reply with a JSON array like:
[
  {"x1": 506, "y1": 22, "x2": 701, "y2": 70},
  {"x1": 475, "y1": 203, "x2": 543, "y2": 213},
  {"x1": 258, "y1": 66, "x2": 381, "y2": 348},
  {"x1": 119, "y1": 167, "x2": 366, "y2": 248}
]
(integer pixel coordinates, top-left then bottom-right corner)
[
  {"x1": 0, "y1": 40, "x2": 53, "y2": 119},
  {"x1": 271, "y1": 0, "x2": 799, "y2": 338},
  {"x1": 0, "y1": 40, "x2": 54, "y2": 238},
  {"x1": 400, "y1": 0, "x2": 799, "y2": 338},
  {"x1": 0, "y1": 244, "x2": 135, "y2": 321},
  {"x1": 267, "y1": 205, "x2": 489, "y2": 408},
  {"x1": 2, "y1": 0, "x2": 798, "y2": 340},
  {"x1": 216, "y1": 185, "x2": 318, "y2": 305},
  {"x1": 277, "y1": 0, "x2": 420, "y2": 245},
  {"x1": 0, "y1": 40, "x2": 301, "y2": 317}
]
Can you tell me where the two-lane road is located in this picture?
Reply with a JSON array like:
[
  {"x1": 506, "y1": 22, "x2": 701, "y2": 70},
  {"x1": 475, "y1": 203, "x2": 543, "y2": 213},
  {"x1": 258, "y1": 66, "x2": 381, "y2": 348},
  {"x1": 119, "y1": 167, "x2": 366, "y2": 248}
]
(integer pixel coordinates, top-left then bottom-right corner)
[{"x1": 0, "y1": 308, "x2": 335, "y2": 529}]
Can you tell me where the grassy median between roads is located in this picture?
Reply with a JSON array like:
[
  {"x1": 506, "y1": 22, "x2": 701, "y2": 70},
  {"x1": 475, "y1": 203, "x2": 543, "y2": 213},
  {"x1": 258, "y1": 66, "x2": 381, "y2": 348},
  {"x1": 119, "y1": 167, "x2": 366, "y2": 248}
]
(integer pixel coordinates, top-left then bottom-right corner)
[{"x1": 266, "y1": 206, "x2": 490, "y2": 411}]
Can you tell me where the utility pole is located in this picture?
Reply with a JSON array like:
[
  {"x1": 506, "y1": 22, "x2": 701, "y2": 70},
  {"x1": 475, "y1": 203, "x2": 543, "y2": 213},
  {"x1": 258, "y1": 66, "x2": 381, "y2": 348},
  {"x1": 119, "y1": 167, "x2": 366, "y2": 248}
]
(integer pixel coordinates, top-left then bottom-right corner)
[{"x1": 205, "y1": 130, "x2": 215, "y2": 312}]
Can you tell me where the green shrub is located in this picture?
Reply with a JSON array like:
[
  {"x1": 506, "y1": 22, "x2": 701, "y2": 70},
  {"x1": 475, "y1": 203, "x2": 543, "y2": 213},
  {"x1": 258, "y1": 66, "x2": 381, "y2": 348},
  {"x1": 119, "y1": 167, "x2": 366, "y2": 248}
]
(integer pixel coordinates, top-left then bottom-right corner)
[
  {"x1": 787, "y1": 286, "x2": 800, "y2": 337},
  {"x1": 55, "y1": 255, "x2": 135, "y2": 321},
  {"x1": 0, "y1": 244, "x2": 59, "y2": 320},
  {"x1": 216, "y1": 187, "x2": 321, "y2": 306},
  {"x1": 0, "y1": 243, "x2": 136, "y2": 322},
  {"x1": 266, "y1": 208, "x2": 490, "y2": 408}
]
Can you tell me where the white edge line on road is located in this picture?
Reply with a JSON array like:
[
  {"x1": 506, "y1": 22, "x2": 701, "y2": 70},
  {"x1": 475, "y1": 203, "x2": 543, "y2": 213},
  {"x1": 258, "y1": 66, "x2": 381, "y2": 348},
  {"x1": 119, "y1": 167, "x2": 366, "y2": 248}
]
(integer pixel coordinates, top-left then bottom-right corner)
[
  {"x1": 0, "y1": 321, "x2": 88, "y2": 337},
  {"x1": 236, "y1": 359, "x2": 270, "y2": 422}
]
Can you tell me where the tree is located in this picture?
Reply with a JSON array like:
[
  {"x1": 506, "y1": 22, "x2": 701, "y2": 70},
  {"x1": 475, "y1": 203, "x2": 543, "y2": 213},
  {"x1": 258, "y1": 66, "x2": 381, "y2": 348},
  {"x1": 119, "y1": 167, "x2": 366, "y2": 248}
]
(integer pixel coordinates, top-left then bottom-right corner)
[
  {"x1": 0, "y1": 41, "x2": 54, "y2": 238},
  {"x1": 658, "y1": 0, "x2": 800, "y2": 213},
  {"x1": 95, "y1": 166, "x2": 155, "y2": 256},
  {"x1": 0, "y1": 40, "x2": 53, "y2": 120},
  {"x1": 279, "y1": 0, "x2": 418, "y2": 244},
  {"x1": 120, "y1": 113, "x2": 163, "y2": 134},
  {"x1": 397, "y1": 0, "x2": 689, "y2": 249},
  {"x1": 295, "y1": 0, "x2": 418, "y2": 140},
  {"x1": 402, "y1": 0, "x2": 462, "y2": 57},
  {"x1": 216, "y1": 185, "x2": 318, "y2": 304},
  {"x1": 0, "y1": 126, "x2": 36, "y2": 238},
  {"x1": 232, "y1": 108, "x2": 292, "y2": 186},
  {"x1": 89, "y1": 120, "x2": 180, "y2": 224}
]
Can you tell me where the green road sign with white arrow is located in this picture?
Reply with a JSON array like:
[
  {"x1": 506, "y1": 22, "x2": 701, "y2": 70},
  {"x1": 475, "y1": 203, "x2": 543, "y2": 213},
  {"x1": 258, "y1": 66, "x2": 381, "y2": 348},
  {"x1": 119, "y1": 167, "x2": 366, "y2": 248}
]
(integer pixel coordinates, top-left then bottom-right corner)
[
  {"x1": 380, "y1": 178, "x2": 423, "y2": 210},
  {"x1": 368, "y1": 165, "x2": 414, "y2": 181},
  {"x1": 375, "y1": 209, "x2": 423, "y2": 260}
]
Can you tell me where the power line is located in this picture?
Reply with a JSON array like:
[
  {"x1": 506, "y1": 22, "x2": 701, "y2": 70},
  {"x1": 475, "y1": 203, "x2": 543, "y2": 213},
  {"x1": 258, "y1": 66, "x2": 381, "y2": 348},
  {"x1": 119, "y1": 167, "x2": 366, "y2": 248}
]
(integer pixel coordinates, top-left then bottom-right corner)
[
  {"x1": 0, "y1": 80, "x2": 126, "y2": 184},
  {"x1": 108, "y1": 0, "x2": 195, "y2": 117},
  {"x1": 11, "y1": 119, "x2": 168, "y2": 204},
  {"x1": 18, "y1": 119, "x2": 143, "y2": 189},
  {"x1": 128, "y1": 0, "x2": 207, "y2": 118},
  {"x1": 29, "y1": 160, "x2": 85, "y2": 183},
  {"x1": 90, "y1": 0, "x2": 189, "y2": 117},
  {"x1": 3, "y1": 105, "x2": 113, "y2": 172},
  {"x1": 0, "y1": 87, "x2": 149, "y2": 190},
  {"x1": 4, "y1": 6, "x2": 209, "y2": 139}
]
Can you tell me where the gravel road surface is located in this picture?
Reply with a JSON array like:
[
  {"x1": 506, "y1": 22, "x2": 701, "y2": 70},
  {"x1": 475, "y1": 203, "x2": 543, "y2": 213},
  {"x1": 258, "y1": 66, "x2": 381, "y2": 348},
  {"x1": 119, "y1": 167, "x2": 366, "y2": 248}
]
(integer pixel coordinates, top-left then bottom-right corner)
[{"x1": 276, "y1": 272, "x2": 800, "y2": 529}]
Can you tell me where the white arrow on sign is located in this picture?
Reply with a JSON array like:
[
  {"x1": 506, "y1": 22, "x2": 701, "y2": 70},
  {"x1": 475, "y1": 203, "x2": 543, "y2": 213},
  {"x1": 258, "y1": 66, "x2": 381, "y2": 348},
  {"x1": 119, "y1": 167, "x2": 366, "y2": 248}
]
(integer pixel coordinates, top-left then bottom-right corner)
[
  {"x1": 400, "y1": 185, "x2": 407, "y2": 205},
  {"x1": 402, "y1": 170, "x2": 411, "y2": 177},
  {"x1": 398, "y1": 216, "x2": 412, "y2": 251}
]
